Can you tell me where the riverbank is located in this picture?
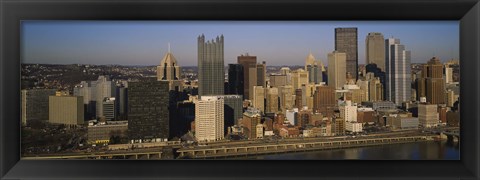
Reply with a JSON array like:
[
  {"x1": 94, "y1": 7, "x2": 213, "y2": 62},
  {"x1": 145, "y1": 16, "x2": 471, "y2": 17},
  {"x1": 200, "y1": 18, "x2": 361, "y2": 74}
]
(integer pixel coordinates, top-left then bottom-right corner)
[{"x1": 177, "y1": 135, "x2": 438, "y2": 159}]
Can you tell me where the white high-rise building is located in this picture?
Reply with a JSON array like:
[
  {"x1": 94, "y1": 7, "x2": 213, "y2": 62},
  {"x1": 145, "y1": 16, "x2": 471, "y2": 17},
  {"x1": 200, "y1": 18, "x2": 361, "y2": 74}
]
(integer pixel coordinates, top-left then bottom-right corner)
[
  {"x1": 195, "y1": 96, "x2": 224, "y2": 142},
  {"x1": 95, "y1": 76, "x2": 115, "y2": 118},
  {"x1": 445, "y1": 66, "x2": 453, "y2": 84},
  {"x1": 339, "y1": 100, "x2": 357, "y2": 123},
  {"x1": 385, "y1": 38, "x2": 411, "y2": 105}
]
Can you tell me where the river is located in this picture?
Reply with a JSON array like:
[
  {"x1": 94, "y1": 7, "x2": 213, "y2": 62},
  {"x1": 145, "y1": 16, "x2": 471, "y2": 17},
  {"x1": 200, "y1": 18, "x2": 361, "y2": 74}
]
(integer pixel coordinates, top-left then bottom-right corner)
[{"x1": 236, "y1": 140, "x2": 459, "y2": 160}]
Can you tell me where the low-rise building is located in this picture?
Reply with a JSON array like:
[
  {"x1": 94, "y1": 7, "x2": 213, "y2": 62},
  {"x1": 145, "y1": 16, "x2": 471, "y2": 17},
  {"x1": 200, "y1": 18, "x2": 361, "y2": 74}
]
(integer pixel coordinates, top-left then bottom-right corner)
[
  {"x1": 87, "y1": 121, "x2": 128, "y2": 144},
  {"x1": 345, "y1": 121, "x2": 363, "y2": 133}
]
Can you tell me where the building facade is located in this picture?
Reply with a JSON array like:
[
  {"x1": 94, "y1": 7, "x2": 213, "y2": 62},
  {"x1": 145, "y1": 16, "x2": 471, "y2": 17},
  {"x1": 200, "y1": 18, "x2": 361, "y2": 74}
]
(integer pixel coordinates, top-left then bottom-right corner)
[
  {"x1": 365, "y1": 32, "x2": 386, "y2": 71},
  {"x1": 385, "y1": 38, "x2": 412, "y2": 105},
  {"x1": 49, "y1": 95, "x2": 84, "y2": 126},
  {"x1": 195, "y1": 96, "x2": 225, "y2": 142},
  {"x1": 21, "y1": 89, "x2": 57, "y2": 125},
  {"x1": 227, "y1": 64, "x2": 244, "y2": 95},
  {"x1": 335, "y1": 27, "x2": 358, "y2": 80},
  {"x1": 198, "y1": 34, "x2": 225, "y2": 97},
  {"x1": 328, "y1": 51, "x2": 347, "y2": 90},
  {"x1": 237, "y1": 53, "x2": 257, "y2": 100},
  {"x1": 127, "y1": 79, "x2": 170, "y2": 142}
]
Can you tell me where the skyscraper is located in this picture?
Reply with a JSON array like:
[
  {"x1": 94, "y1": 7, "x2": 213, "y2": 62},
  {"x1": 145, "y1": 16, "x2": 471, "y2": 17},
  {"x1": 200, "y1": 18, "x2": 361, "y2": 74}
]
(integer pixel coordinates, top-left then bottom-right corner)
[
  {"x1": 157, "y1": 46, "x2": 183, "y2": 92},
  {"x1": 278, "y1": 85, "x2": 294, "y2": 113},
  {"x1": 222, "y1": 95, "x2": 243, "y2": 130},
  {"x1": 256, "y1": 61, "x2": 267, "y2": 87},
  {"x1": 385, "y1": 38, "x2": 411, "y2": 105},
  {"x1": 21, "y1": 89, "x2": 57, "y2": 125},
  {"x1": 95, "y1": 76, "x2": 116, "y2": 118},
  {"x1": 198, "y1": 34, "x2": 224, "y2": 97},
  {"x1": 423, "y1": 57, "x2": 446, "y2": 104},
  {"x1": 237, "y1": 53, "x2": 257, "y2": 100},
  {"x1": 305, "y1": 53, "x2": 323, "y2": 84},
  {"x1": 227, "y1": 64, "x2": 244, "y2": 95},
  {"x1": 252, "y1": 86, "x2": 265, "y2": 112},
  {"x1": 195, "y1": 96, "x2": 224, "y2": 142},
  {"x1": 335, "y1": 27, "x2": 358, "y2": 80},
  {"x1": 366, "y1": 32, "x2": 386, "y2": 71},
  {"x1": 328, "y1": 51, "x2": 347, "y2": 90},
  {"x1": 128, "y1": 79, "x2": 170, "y2": 142},
  {"x1": 265, "y1": 87, "x2": 279, "y2": 113}
]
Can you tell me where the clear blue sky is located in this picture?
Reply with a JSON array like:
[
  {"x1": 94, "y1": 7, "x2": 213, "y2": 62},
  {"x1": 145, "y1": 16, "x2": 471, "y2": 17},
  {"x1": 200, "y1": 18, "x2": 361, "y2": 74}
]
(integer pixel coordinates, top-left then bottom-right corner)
[{"x1": 21, "y1": 21, "x2": 459, "y2": 66}]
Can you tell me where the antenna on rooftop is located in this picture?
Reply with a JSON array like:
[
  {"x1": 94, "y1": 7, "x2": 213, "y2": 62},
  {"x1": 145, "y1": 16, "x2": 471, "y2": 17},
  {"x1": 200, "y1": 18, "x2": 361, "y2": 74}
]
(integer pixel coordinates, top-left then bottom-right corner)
[{"x1": 168, "y1": 42, "x2": 171, "y2": 53}]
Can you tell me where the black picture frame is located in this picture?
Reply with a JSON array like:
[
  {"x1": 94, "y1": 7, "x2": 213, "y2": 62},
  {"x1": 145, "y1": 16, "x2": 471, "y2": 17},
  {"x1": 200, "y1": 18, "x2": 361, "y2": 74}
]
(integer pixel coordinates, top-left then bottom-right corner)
[{"x1": 1, "y1": 0, "x2": 479, "y2": 179}]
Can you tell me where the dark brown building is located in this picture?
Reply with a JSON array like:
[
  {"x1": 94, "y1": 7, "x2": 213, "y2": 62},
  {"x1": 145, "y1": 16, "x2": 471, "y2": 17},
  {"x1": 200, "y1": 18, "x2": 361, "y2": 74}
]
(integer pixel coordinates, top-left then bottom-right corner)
[
  {"x1": 417, "y1": 57, "x2": 445, "y2": 104},
  {"x1": 237, "y1": 54, "x2": 257, "y2": 100},
  {"x1": 295, "y1": 89, "x2": 303, "y2": 109},
  {"x1": 313, "y1": 86, "x2": 336, "y2": 116},
  {"x1": 357, "y1": 110, "x2": 374, "y2": 123}
]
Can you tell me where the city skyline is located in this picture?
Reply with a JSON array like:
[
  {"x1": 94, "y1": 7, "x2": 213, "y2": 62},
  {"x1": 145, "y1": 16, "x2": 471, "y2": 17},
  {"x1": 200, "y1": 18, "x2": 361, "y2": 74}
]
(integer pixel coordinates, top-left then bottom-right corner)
[{"x1": 22, "y1": 21, "x2": 459, "y2": 66}]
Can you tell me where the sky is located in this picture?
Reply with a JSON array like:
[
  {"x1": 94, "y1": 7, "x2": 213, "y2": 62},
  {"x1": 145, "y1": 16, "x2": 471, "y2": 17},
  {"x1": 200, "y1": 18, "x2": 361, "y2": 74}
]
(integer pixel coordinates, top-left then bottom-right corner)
[{"x1": 21, "y1": 21, "x2": 459, "y2": 66}]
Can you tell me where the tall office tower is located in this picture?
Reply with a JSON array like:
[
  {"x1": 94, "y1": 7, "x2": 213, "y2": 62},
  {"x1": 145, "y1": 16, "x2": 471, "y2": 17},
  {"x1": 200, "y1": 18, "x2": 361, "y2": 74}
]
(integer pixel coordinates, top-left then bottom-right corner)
[
  {"x1": 256, "y1": 61, "x2": 267, "y2": 87},
  {"x1": 269, "y1": 74, "x2": 288, "y2": 87},
  {"x1": 366, "y1": 72, "x2": 384, "y2": 101},
  {"x1": 365, "y1": 63, "x2": 386, "y2": 100},
  {"x1": 242, "y1": 107, "x2": 262, "y2": 139},
  {"x1": 74, "y1": 81, "x2": 97, "y2": 120},
  {"x1": 237, "y1": 53, "x2": 257, "y2": 100},
  {"x1": 423, "y1": 57, "x2": 446, "y2": 104},
  {"x1": 157, "y1": 47, "x2": 183, "y2": 92},
  {"x1": 302, "y1": 83, "x2": 317, "y2": 110},
  {"x1": 365, "y1": 32, "x2": 386, "y2": 71},
  {"x1": 198, "y1": 34, "x2": 224, "y2": 97},
  {"x1": 444, "y1": 65, "x2": 453, "y2": 84},
  {"x1": 265, "y1": 87, "x2": 279, "y2": 113},
  {"x1": 49, "y1": 95, "x2": 84, "y2": 127},
  {"x1": 295, "y1": 89, "x2": 303, "y2": 109},
  {"x1": 252, "y1": 86, "x2": 265, "y2": 112},
  {"x1": 313, "y1": 85, "x2": 336, "y2": 116},
  {"x1": 117, "y1": 84, "x2": 128, "y2": 120},
  {"x1": 291, "y1": 69, "x2": 309, "y2": 93},
  {"x1": 335, "y1": 27, "x2": 358, "y2": 80},
  {"x1": 416, "y1": 64, "x2": 428, "y2": 100},
  {"x1": 418, "y1": 103, "x2": 439, "y2": 128},
  {"x1": 227, "y1": 64, "x2": 244, "y2": 95},
  {"x1": 21, "y1": 89, "x2": 57, "y2": 125},
  {"x1": 222, "y1": 95, "x2": 243, "y2": 131},
  {"x1": 195, "y1": 96, "x2": 224, "y2": 142},
  {"x1": 248, "y1": 67, "x2": 258, "y2": 100},
  {"x1": 278, "y1": 85, "x2": 294, "y2": 113},
  {"x1": 385, "y1": 38, "x2": 411, "y2": 105},
  {"x1": 328, "y1": 51, "x2": 347, "y2": 90},
  {"x1": 339, "y1": 100, "x2": 358, "y2": 122},
  {"x1": 95, "y1": 76, "x2": 116, "y2": 118},
  {"x1": 128, "y1": 79, "x2": 170, "y2": 142},
  {"x1": 305, "y1": 53, "x2": 323, "y2": 84},
  {"x1": 102, "y1": 97, "x2": 116, "y2": 121}
]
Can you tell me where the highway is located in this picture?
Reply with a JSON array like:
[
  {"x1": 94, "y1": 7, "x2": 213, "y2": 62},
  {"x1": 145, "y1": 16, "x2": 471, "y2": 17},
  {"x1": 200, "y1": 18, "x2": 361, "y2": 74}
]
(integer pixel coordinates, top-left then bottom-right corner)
[{"x1": 21, "y1": 129, "x2": 448, "y2": 160}]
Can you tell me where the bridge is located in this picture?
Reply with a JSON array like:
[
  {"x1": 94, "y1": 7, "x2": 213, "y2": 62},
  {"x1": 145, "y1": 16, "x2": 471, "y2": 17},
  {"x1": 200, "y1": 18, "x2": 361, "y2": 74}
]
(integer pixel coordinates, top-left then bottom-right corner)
[
  {"x1": 177, "y1": 135, "x2": 435, "y2": 159},
  {"x1": 440, "y1": 130, "x2": 460, "y2": 143}
]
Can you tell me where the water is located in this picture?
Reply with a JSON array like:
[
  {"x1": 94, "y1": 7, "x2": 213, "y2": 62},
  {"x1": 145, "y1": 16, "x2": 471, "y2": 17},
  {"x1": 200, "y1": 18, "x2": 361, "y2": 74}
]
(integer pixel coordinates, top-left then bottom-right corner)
[{"x1": 243, "y1": 141, "x2": 459, "y2": 160}]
